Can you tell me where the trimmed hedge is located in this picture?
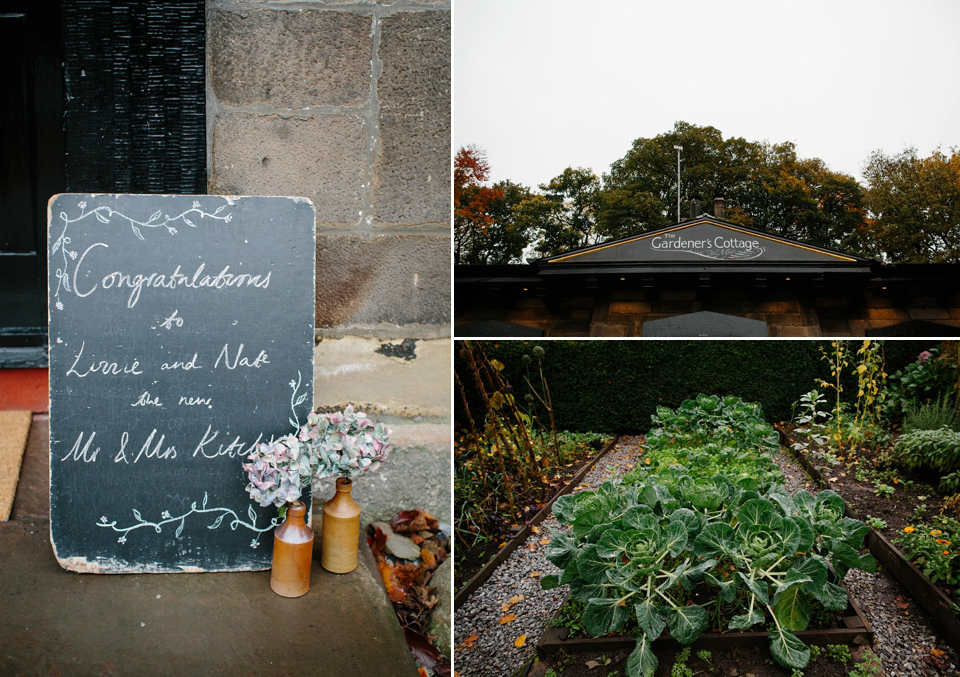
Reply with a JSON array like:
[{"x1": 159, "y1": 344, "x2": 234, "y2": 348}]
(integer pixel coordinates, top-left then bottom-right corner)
[{"x1": 455, "y1": 340, "x2": 937, "y2": 435}]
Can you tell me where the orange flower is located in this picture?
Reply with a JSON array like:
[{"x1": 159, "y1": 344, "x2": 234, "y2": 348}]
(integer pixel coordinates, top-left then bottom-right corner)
[
  {"x1": 936, "y1": 539, "x2": 951, "y2": 545},
  {"x1": 932, "y1": 530, "x2": 943, "y2": 537},
  {"x1": 645, "y1": 458, "x2": 651, "y2": 465},
  {"x1": 945, "y1": 550, "x2": 951, "y2": 555},
  {"x1": 904, "y1": 526, "x2": 915, "y2": 533}
]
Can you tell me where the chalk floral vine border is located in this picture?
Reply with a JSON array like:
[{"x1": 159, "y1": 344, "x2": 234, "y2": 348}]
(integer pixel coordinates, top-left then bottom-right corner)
[
  {"x1": 97, "y1": 492, "x2": 280, "y2": 549},
  {"x1": 95, "y1": 372, "x2": 311, "y2": 546},
  {"x1": 51, "y1": 199, "x2": 233, "y2": 311}
]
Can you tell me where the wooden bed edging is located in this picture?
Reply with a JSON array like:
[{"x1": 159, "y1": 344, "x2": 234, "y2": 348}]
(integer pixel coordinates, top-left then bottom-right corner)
[
  {"x1": 783, "y1": 442, "x2": 960, "y2": 654},
  {"x1": 454, "y1": 436, "x2": 619, "y2": 610},
  {"x1": 536, "y1": 596, "x2": 873, "y2": 658}
]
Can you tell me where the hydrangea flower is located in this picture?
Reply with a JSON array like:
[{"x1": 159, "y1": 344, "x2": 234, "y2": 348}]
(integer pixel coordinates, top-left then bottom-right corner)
[
  {"x1": 241, "y1": 434, "x2": 318, "y2": 509},
  {"x1": 297, "y1": 405, "x2": 391, "y2": 479}
]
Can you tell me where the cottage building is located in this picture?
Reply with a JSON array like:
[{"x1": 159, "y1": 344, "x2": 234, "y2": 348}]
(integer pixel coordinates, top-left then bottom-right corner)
[{"x1": 455, "y1": 198, "x2": 960, "y2": 337}]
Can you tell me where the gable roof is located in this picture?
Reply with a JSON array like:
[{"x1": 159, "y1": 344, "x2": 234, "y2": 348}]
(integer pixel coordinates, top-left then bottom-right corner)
[{"x1": 538, "y1": 215, "x2": 873, "y2": 273}]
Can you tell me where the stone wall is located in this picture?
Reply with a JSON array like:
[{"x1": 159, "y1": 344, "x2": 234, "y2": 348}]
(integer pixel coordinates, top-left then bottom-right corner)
[
  {"x1": 457, "y1": 288, "x2": 960, "y2": 338},
  {"x1": 207, "y1": 0, "x2": 451, "y2": 525}
]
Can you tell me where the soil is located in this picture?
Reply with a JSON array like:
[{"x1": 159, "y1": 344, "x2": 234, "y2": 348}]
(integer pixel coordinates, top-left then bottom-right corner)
[
  {"x1": 776, "y1": 423, "x2": 958, "y2": 601},
  {"x1": 455, "y1": 440, "x2": 612, "y2": 592},
  {"x1": 775, "y1": 424, "x2": 944, "y2": 535},
  {"x1": 529, "y1": 643, "x2": 878, "y2": 677}
]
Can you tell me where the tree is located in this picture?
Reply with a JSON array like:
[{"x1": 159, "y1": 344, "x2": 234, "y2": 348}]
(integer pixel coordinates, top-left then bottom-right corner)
[
  {"x1": 454, "y1": 145, "x2": 504, "y2": 264},
  {"x1": 599, "y1": 122, "x2": 868, "y2": 254},
  {"x1": 863, "y1": 147, "x2": 960, "y2": 262},
  {"x1": 525, "y1": 167, "x2": 602, "y2": 258}
]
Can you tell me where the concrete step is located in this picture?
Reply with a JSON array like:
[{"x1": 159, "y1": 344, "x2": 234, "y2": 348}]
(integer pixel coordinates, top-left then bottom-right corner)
[{"x1": 1, "y1": 418, "x2": 419, "y2": 676}]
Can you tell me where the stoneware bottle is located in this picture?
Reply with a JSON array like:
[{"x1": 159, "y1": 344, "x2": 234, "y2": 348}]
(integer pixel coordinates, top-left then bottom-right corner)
[
  {"x1": 270, "y1": 501, "x2": 313, "y2": 597},
  {"x1": 321, "y1": 477, "x2": 361, "y2": 573}
]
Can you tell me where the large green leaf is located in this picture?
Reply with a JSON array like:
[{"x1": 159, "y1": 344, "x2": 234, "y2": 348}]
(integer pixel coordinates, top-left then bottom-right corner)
[
  {"x1": 625, "y1": 635, "x2": 658, "y2": 677},
  {"x1": 790, "y1": 516, "x2": 816, "y2": 555},
  {"x1": 576, "y1": 544, "x2": 614, "y2": 585},
  {"x1": 623, "y1": 505, "x2": 656, "y2": 530},
  {"x1": 738, "y1": 498, "x2": 781, "y2": 529},
  {"x1": 769, "y1": 629, "x2": 811, "y2": 670},
  {"x1": 665, "y1": 604, "x2": 708, "y2": 644},
  {"x1": 735, "y1": 572, "x2": 769, "y2": 605},
  {"x1": 693, "y1": 522, "x2": 734, "y2": 558},
  {"x1": 573, "y1": 508, "x2": 608, "y2": 539},
  {"x1": 583, "y1": 596, "x2": 631, "y2": 636},
  {"x1": 728, "y1": 608, "x2": 764, "y2": 630},
  {"x1": 662, "y1": 521, "x2": 688, "y2": 557},
  {"x1": 808, "y1": 580, "x2": 849, "y2": 612},
  {"x1": 840, "y1": 517, "x2": 870, "y2": 550},
  {"x1": 773, "y1": 585, "x2": 811, "y2": 631},
  {"x1": 790, "y1": 555, "x2": 828, "y2": 589},
  {"x1": 596, "y1": 528, "x2": 640, "y2": 559},
  {"x1": 773, "y1": 568, "x2": 812, "y2": 604},
  {"x1": 552, "y1": 493, "x2": 579, "y2": 524},
  {"x1": 778, "y1": 517, "x2": 802, "y2": 555},
  {"x1": 544, "y1": 530, "x2": 579, "y2": 568},
  {"x1": 634, "y1": 599, "x2": 666, "y2": 640},
  {"x1": 540, "y1": 574, "x2": 560, "y2": 590}
]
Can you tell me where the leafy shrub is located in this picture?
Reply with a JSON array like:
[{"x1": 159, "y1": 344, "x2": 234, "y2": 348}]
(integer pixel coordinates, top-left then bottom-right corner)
[
  {"x1": 904, "y1": 395, "x2": 960, "y2": 433},
  {"x1": 892, "y1": 428, "x2": 960, "y2": 491},
  {"x1": 883, "y1": 347, "x2": 957, "y2": 422}
]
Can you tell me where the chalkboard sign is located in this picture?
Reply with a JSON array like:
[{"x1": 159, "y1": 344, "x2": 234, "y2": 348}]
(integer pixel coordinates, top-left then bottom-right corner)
[{"x1": 48, "y1": 194, "x2": 315, "y2": 573}]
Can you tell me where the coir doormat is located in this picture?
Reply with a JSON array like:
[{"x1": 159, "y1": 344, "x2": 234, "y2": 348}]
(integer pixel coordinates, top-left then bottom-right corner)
[{"x1": 0, "y1": 410, "x2": 32, "y2": 520}]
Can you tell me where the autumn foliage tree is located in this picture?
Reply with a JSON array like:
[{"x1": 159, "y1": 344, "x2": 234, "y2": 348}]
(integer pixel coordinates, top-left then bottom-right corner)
[
  {"x1": 454, "y1": 145, "x2": 503, "y2": 264},
  {"x1": 864, "y1": 147, "x2": 960, "y2": 262}
]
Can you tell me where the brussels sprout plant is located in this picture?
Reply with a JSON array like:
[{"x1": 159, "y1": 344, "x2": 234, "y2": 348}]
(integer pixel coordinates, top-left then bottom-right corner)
[{"x1": 540, "y1": 396, "x2": 875, "y2": 676}]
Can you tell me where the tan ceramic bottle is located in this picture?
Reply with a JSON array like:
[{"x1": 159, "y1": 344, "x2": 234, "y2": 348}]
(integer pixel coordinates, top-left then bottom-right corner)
[
  {"x1": 270, "y1": 501, "x2": 313, "y2": 597},
  {"x1": 321, "y1": 477, "x2": 361, "y2": 573}
]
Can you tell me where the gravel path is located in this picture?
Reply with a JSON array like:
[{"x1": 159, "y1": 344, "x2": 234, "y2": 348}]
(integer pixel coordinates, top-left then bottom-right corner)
[{"x1": 454, "y1": 439, "x2": 960, "y2": 677}]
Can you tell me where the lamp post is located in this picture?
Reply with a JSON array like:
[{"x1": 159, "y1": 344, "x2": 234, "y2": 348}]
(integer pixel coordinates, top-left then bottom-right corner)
[{"x1": 673, "y1": 145, "x2": 683, "y2": 223}]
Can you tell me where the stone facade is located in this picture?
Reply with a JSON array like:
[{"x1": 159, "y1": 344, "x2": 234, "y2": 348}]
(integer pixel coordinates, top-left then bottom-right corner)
[
  {"x1": 208, "y1": 0, "x2": 451, "y2": 525},
  {"x1": 457, "y1": 286, "x2": 960, "y2": 337}
]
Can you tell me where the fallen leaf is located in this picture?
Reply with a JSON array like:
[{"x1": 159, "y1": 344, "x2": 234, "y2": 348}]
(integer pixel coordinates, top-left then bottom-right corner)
[
  {"x1": 586, "y1": 660, "x2": 600, "y2": 669},
  {"x1": 529, "y1": 571, "x2": 543, "y2": 578},
  {"x1": 510, "y1": 595, "x2": 524, "y2": 604},
  {"x1": 419, "y1": 669, "x2": 428, "y2": 677},
  {"x1": 540, "y1": 538, "x2": 550, "y2": 545},
  {"x1": 932, "y1": 648, "x2": 946, "y2": 658},
  {"x1": 527, "y1": 543, "x2": 537, "y2": 551},
  {"x1": 391, "y1": 509, "x2": 440, "y2": 533},
  {"x1": 501, "y1": 601, "x2": 512, "y2": 612},
  {"x1": 531, "y1": 526, "x2": 540, "y2": 534},
  {"x1": 500, "y1": 614, "x2": 517, "y2": 624},
  {"x1": 514, "y1": 635, "x2": 526, "y2": 648},
  {"x1": 460, "y1": 632, "x2": 479, "y2": 649},
  {"x1": 404, "y1": 628, "x2": 443, "y2": 671}
]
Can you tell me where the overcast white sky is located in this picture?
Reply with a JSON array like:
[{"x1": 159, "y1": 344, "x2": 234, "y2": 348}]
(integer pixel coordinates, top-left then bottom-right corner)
[{"x1": 454, "y1": 0, "x2": 960, "y2": 190}]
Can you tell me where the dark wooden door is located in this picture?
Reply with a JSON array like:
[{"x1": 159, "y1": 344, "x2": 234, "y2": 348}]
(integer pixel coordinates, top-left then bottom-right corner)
[{"x1": 0, "y1": 1, "x2": 64, "y2": 367}]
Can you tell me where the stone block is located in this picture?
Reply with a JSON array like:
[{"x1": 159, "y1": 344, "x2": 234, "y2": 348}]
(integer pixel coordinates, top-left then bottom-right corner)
[
  {"x1": 314, "y1": 336, "x2": 450, "y2": 418},
  {"x1": 773, "y1": 325, "x2": 822, "y2": 337},
  {"x1": 210, "y1": 9, "x2": 372, "y2": 108},
  {"x1": 212, "y1": 114, "x2": 366, "y2": 226},
  {"x1": 865, "y1": 295, "x2": 894, "y2": 307},
  {"x1": 313, "y1": 421, "x2": 450, "y2": 526},
  {"x1": 908, "y1": 307, "x2": 951, "y2": 321},
  {"x1": 570, "y1": 309, "x2": 591, "y2": 321},
  {"x1": 866, "y1": 307, "x2": 910, "y2": 321},
  {"x1": 315, "y1": 234, "x2": 450, "y2": 326},
  {"x1": 589, "y1": 323, "x2": 627, "y2": 337},
  {"x1": 758, "y1": 300, "x2": 802, "y2": 313},
  {"x1": 375, "y1": 12, "x2": 450, "y2": 226},
  {"x1": 609, "y1": 301, "x2": 650, "y2": 314}
]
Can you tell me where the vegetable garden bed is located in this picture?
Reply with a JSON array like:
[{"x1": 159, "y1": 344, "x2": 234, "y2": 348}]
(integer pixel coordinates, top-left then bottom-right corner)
[
  {"x1": 531, "y1": 395, "x2": 879, "y2": 676},
  {"x1": 536, "y1": 593, "x2": 872, "y2": 657},
  {"x1": 786, "y1": 440, "x2": 960, "y2": 653},
  {"x1": 454, "y1": 436, "x2": 617, "y2": 609}
]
